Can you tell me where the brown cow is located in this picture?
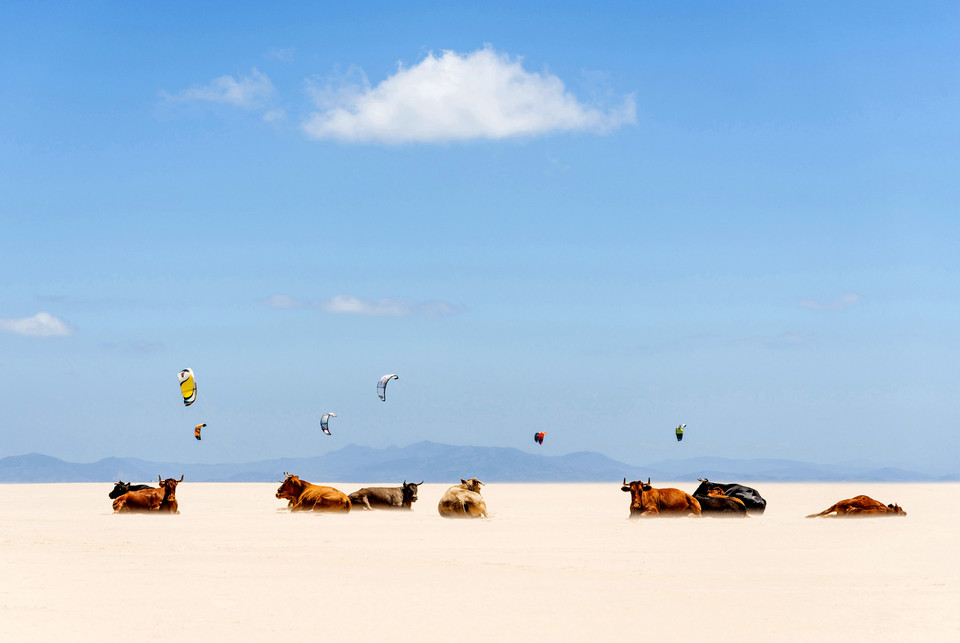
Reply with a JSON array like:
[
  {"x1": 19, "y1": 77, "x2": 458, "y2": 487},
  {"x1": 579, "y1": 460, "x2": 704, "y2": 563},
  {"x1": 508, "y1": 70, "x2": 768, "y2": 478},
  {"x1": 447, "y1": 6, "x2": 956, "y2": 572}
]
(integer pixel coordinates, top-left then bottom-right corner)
[
  {"x1": 438, "y1": 478, "x2": 487, "y2": 518},
  {"x1": 621, "y1": 477, "x2": 701, "y2": 518},
  {"x1": 275, "y1": 473, "x2": 351, "y2": 512},
  {"x1": 706, "y1": 485, "x2": 743, "y2": 504},
  {"x1": 806, "y1": 495, "x2": 907, "y2": 518},
  {"x1": 113, "y1": 475, "x2": 182, "y2": 513},
  {"x1": 695, "y1": 489, "x2": 747, "y2": 517}
]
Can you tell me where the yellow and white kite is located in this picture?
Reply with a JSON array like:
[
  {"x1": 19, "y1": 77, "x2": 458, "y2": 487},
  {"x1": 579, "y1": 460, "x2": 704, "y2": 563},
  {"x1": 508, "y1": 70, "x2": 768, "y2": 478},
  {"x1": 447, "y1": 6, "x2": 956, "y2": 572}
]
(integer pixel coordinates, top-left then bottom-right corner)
[{"x1": 178, "y1": 368, "x2": 197, "y2": 406}]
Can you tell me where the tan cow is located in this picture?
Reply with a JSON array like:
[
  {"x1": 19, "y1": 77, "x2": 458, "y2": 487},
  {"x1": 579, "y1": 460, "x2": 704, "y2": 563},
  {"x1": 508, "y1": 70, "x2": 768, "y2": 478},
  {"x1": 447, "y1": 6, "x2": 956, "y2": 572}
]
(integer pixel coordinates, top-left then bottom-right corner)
[
  {"x1": 113, "y1": 475, "x2": 182, "y2": 513},
  {"x1": 806, "y1": 495, "x2": 907, "y2": 518},
  {"x1": 621, "y1": 477, "x2": 701, "y2": 518},
  {"x1": 275, "y1": 473, "x2": 351, "y2": 512},
  {"x1": 438, "y1": 478, "x2": 487, "y2": 518}
]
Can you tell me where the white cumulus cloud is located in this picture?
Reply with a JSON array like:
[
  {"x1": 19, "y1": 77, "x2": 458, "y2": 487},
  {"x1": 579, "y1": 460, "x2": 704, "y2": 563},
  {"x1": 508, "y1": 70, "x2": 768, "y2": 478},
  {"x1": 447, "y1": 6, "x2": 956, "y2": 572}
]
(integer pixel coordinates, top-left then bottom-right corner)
[
  {"x1": 0, "y1": 312, "x2": 75, "y2": 337},
  {"x1": 165, "y1": 68, "x2": 274, "y2": 108},
  {"x1": 302, "y1": 47, "x2": 636, "y2": 143}
]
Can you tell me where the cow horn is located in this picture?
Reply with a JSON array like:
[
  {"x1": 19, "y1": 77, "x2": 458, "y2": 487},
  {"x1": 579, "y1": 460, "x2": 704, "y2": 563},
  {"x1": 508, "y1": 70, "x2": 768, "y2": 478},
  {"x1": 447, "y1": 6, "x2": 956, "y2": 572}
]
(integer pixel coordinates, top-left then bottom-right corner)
[
  {"x1": 158, "y1": 475, "x2": 162, "y2": 484},
  {"x1": 403, "y1": 480, "x2": 406, "y2": 485},
  {"x1": 647, "y1": 477, "x2": 651, "y2": 485},
  {"x1": 179, "y1": 474, "x2": 184, "y2": 482},
  {"x1": 623, "y1": 477, "x2": 627, "y2": 485},
  {"x1": 417, "y1": 481, "x2": 423, "y2": 485}
]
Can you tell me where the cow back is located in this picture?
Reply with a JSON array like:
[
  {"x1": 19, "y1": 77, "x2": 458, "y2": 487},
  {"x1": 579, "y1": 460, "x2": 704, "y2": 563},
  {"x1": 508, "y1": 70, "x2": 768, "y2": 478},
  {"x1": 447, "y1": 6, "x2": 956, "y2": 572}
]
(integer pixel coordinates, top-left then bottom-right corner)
[
  {"x1": 438, "y1": 487, "x2": 487, "y2": 518},
  {"x1": 349, "y1": 487, "x2": 403, "y2": 508},
  {"x1": 295, "y1": 483, "x2": 351, "y2": 512},
  {"x1": 112, "y1": 488, "x2": 165, "y2": 513},
  {"x1": 695, "y1": 494, "x2": 747, "y2": 516}
]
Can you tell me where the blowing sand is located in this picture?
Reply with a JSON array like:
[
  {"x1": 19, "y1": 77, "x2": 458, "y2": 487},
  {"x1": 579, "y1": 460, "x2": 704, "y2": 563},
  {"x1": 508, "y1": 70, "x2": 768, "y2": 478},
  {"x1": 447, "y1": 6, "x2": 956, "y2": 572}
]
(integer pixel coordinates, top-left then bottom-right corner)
[{"x1": 1, "y1": 481, "x2": 957, "y2": 642}]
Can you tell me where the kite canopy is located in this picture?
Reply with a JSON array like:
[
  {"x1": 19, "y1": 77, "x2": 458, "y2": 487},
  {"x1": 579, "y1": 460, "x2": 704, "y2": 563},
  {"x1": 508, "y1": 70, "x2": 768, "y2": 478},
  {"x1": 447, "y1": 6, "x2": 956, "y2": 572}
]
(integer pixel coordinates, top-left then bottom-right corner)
[
  {"x1": 320, "y1": 412, "x2": 337, "y2": 435},
  {"x1": 178, "y1": 368, "x2": 197, "y2": 406},
  {"x1": 675, "y1": 423, "x2": 686, "y2": 442},
  {"x1": 377, "y1": 374, "x2": 398, "y2": 401},
  {"x1": 534, "y1": 431, "x2": 546, "y2": 445},
  {"x1": 194, "y1": 423, "x2": 206, "y2": 441}
]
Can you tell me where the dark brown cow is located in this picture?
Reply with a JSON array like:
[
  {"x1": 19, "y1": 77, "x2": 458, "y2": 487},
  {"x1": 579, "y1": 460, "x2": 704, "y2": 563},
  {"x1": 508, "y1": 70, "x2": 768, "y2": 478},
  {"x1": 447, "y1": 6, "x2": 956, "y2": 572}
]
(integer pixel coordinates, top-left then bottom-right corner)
[
  {"x1": 276, "y1": 473, "x2": 351, "y2": 512},
  {"x1": 621, "y1": 477, "x2": 701, "y2": 518},
  {"x1": 693, "y1": 478, "x2": 766, "y2": 514},
  {"x1": 806, "y1": 495, "x2": 907, "y2": 518},
  {"x1": 349, "y1": 481, "x2": 422, "y2": 510},
  {"x1": 113, "y1": 475, "x2": 182, "y2": 513},
  {"x1": 695, "y1": 489, "x2": 747, "y2": 517}
]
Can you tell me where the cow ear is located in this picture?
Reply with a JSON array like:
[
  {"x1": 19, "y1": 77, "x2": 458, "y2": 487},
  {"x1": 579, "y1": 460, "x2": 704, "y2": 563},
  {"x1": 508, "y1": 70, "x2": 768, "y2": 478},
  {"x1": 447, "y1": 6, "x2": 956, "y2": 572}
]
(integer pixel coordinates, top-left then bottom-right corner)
[{"x1": 461, "y1": 478, "x2": 467, "y2": 484}]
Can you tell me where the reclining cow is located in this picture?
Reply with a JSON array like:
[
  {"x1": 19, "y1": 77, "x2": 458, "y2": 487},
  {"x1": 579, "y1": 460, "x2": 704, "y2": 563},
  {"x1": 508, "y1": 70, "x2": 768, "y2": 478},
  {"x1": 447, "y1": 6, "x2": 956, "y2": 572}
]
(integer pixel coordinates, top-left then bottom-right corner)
[
  {"x1": 693, "y1": 478, "x2": 766, "y2": 514},
  {"x1": 806, "y1": 495, "x2": 906, "y2": 518},
  {"x1": 276, "y1": 473, "x2": 351, "y2": 512},
  {"x1": 349, "y1": 481, "x2": 422, "y2": 510},
  {"x1": 438, "y1": 478, "x2": 487, "y2": 518},
  {"x1": 113, "y1": 475, "x2": 182, "y2": 513},
  {"x1": 622, "y1": 477, "x2": 701, "y2": 518},
  {"x1": 694, "y1": 488, "x2": 747, "y2": 517},
  {"x1": 108, "y1": 480, "x2": 152, "y2": 499}
]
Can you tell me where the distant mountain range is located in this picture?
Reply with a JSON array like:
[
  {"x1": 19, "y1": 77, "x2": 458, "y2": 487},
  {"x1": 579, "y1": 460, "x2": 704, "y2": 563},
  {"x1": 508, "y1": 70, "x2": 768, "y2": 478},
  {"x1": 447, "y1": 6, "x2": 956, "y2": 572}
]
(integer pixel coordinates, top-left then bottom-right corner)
[{"x1": 0, "y1": 442, "x2": 954, "y2": 483}]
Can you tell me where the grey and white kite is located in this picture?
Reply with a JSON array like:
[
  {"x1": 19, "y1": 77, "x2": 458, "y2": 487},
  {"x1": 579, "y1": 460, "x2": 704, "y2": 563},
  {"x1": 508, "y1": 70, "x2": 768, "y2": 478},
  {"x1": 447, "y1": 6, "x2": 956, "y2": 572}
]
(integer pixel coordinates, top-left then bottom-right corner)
[{"x1": 377, "y1": 374, "x2": 398, "y2": 401}]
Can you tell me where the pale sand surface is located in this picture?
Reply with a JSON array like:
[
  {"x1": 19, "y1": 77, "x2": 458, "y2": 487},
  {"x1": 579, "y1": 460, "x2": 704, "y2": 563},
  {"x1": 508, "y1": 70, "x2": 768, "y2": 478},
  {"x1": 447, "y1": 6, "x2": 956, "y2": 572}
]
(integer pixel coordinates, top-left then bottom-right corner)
[{"x1": 1, "y1": 482, "x2": 958, "y2": 642}]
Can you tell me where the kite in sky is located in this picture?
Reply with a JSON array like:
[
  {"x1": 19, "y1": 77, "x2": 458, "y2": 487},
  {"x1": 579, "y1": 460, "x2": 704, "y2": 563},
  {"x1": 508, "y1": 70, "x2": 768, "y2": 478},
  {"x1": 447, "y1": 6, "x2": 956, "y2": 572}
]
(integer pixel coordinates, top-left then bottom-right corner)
[{"x1": 377, "y1": 374, "x2": 398, "y2": 401}]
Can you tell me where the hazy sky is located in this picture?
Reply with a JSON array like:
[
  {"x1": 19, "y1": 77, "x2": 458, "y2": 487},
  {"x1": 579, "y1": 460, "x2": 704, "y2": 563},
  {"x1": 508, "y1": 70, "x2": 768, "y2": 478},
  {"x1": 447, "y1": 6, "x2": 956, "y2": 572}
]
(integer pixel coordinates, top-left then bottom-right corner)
[{"x1": 2, "y1": 2, "x2": 957, "y2": 472}]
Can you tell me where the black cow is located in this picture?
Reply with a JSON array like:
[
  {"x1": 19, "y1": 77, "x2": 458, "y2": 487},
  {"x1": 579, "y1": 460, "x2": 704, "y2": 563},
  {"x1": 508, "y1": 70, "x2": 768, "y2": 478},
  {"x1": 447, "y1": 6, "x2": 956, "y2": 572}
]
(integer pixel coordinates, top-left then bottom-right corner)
[
  {"x1": 348, "y1": 481, "x2": 422, "y2": 510},
  {"x1": 108, "y1": 480, "x2": 152, "y2": 499},
  {"x1": 693, "y1": 478, "x2": 766, "y2": 515}
]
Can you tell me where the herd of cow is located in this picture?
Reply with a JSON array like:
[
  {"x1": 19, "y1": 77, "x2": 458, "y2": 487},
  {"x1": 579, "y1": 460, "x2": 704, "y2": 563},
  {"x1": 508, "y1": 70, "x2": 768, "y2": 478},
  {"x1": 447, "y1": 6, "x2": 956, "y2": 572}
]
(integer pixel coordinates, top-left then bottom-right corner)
[{"x1": 108, "y1": 474, "x2": 907, "y2": 519}]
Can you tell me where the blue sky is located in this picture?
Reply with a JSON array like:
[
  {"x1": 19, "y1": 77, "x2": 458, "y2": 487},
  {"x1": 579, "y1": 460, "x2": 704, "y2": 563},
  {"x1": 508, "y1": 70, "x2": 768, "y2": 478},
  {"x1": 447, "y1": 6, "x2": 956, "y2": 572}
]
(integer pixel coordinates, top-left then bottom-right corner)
[{"x1": 2, "y1": 2, "x2": 958, "y2": 472}]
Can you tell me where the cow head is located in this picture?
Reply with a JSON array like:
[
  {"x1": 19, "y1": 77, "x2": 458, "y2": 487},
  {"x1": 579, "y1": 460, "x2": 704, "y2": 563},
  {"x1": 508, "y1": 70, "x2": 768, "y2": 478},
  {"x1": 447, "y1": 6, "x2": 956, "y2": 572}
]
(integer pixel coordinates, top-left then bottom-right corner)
[
  {"x1": 401, "y1": 481, "x2": 422, "y2": 505},
  {"x1": 621, "y1": 478, "x2": 653, "y2": 494},
  {"x1": 109, "y1": 480, "x2": 131, "y2": 499},
  {"x1": 159, "y1": 475, "x2": 183, "y2": 501},
  {"x1": 276, "y1": 473, "x2": 303, "y2": 501},
  {"x1": 706, "y1": 486, "x2": 727, "y2": 497},
  {"x1": 887, "y1": 503, "x2": 907, "y2": 516},
  {"x1": 460, "y1": 478, "x2": 484, "y2": 493}
]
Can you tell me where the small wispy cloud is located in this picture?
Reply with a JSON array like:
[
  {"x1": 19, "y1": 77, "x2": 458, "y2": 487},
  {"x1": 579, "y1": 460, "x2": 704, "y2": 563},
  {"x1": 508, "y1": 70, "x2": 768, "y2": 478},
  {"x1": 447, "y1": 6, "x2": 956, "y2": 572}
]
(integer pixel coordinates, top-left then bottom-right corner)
[
  {"x1": 799, "y1": 293, "x2": 861, "y2": 310},
  {"x1": 101, "y1": 340, "x2": 164, "y2": 354},
  {"x1": 262, "y1": 294, "x2": 301, "y2": 310},
  {"x1": 733, "y1": 331, "x2": 809, "y2": 348},
  {"x1": 302, "y1": 46, "x2": 636, "y2": 143},
  {"x1": 263, "y1": 108, "x2": 286, "y2": 122},
  {"x1": 266, "y1": 47, "x2": 295, "y2": 63},
  {"x1": 0, "y1": 312, "x2": 75, "y2": 337},
  {"x1": 163, "y1": 68, "x2": 274, "y2": 109},
  {"x1": 263, "y1": 294, "x2": 465, "y2": 317}
]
